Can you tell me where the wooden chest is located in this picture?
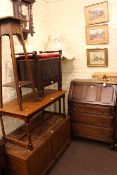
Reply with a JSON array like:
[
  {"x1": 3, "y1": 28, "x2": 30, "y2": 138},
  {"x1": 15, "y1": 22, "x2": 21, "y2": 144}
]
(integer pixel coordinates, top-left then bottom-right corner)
[
  {"x1": 68, "y1": 79, "x2": 117, "y2": 147},
  {"x1": 16, "y1": 51, "x2": 62, "y2": 97},
  {"x1": 6, "y1": 112, "x2": 70, "y2": 175}
]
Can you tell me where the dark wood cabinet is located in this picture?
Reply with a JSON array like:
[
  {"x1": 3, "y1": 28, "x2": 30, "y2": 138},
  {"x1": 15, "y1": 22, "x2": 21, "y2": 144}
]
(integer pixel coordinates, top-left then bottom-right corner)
[
  {"x1": 68, "y1": 79, "x2": 117, "y2": 148},
  {"x1": 6, "y1": 112, "x2": 70, "y2": 175}
]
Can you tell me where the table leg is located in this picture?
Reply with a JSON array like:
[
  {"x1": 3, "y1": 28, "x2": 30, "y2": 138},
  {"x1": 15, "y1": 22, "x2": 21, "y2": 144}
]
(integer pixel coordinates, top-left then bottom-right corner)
[
  {"x1": 63, "y1": 94, "x2": 66, "y2": 115},
  {"x1": 58, "y1": 98, "x2": 61, "y2": 113},
  {"x1": 25, "y1": 119, "x2": 33, "y2": 150},
  {"x1": 0, "y1": 36, "x2": 3, "y2": 107},
  {"x1": 0, "y1": 115, "x2": 6, "y2": 143}
]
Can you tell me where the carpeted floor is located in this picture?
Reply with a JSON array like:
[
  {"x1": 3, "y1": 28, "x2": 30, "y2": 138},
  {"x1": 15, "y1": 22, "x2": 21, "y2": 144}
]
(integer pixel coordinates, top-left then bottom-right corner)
[{"x1": 48, "y1": 139, "x2": 117, "y2": 175}]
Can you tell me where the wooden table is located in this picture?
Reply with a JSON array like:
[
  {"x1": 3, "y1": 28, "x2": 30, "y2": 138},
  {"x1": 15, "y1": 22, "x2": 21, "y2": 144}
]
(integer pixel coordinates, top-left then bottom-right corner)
[{"x1": 0, "y1": 89, "x2": 66, "y2": 150}]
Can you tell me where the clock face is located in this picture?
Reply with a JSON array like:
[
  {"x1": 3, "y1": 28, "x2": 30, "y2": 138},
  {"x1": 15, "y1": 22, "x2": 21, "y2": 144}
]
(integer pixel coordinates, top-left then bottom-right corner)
[
  {"x1": 21, "y1": 2, "x2": 29, "y2": 29},
  {"x1": 12, "y1": 0, "x2": 35, "y2": 38}
]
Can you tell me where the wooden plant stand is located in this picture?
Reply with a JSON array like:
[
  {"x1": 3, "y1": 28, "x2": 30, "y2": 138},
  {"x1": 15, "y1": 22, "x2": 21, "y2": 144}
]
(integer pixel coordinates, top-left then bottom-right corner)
[{"x1": 0, "y1": 16, "x2": 36, "y2": 110}]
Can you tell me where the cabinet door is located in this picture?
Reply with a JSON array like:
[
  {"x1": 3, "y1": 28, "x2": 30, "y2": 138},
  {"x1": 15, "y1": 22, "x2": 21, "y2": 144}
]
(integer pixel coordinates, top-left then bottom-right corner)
[
  {"x1": 52, "y1": 117, "x2": 70, "y2": 158},
  {"x1": 27, "y1": 138, "x2": 52, "y2": 175},
  {"x1": 8, "y1": 137, "x2": 52, "y2": 175}
]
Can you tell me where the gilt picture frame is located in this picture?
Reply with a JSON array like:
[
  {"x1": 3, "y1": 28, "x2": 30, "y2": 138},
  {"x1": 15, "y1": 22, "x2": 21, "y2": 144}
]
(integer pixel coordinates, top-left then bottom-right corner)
[
  {"x1": 86, "y1": 24, "x2": 108, "y2": 45},
  {"x1": 84, "y1": 1, "x2": 109, "y2": 25},
  {"x1": 87, "y1": 48, "x2": 108, "y2": 67}
]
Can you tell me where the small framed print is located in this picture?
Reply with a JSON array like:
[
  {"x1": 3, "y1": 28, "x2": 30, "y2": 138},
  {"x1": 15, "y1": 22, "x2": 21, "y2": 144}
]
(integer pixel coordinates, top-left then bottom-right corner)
[
  {"x1": 86, "y1": 24, "x2": 108, "y2": 45},
  {"x1": 87, "y1": 48, "x2": 108, "y2": 67},
  {"x1": 84, "y1": 1, "x2": 109, "y2": 25}
]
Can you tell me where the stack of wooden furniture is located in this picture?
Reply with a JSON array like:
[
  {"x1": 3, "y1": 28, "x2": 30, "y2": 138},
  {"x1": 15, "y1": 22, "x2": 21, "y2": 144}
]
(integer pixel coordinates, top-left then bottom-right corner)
[
  {"x1": 0, "y1": 17, "x2": 70, "y2": 175},
  {"x1": 0, "y1": 89, "x2": 70, "y2": 175},
  {"x1": 68, "y1": 79, "x2": 117, "y2": 149}
]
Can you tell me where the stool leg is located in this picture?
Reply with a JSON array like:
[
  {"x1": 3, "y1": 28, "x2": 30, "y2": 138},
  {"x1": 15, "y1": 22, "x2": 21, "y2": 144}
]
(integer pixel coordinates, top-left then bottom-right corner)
[
  {"x1": 63, "y1": 95, "x2": 66, "y2": 115},
  {"x1": 0, "y1": 115, "x2": 6, "y2": 143},
  {"x1": 59, "y1": 98, "x2": 61, "y2": 113},
  {"x1": 9, "y1": 34, "x2": 22, "y2": 110},
  {"x1": 0, "y1": 36, "x2": 3, "y2": 107},
  {"x1": 19, "y1": 27, "x2": 36, "y2": 97}
]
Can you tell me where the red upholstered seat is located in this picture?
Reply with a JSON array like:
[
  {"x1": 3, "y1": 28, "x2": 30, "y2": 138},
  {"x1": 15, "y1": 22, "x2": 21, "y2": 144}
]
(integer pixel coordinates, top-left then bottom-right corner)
[
  {"x1": 16, "y1": 55, "x2": 33, "y2": 60},
  {"x1": 38, "y1": 53, "x2": 60, "y2": 59},
  {"x1": 16, "y1": 53, "x2": 60, "y2": 60}
]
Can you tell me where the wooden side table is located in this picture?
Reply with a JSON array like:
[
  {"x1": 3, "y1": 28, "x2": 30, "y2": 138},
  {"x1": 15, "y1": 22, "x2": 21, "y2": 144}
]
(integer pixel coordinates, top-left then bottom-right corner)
[
  {"x1": 0, "y1": 89, "x2": 66, "y2": 150},
  {"x1": 0, "y1": 16, "x2": 36, "y2": 111}
]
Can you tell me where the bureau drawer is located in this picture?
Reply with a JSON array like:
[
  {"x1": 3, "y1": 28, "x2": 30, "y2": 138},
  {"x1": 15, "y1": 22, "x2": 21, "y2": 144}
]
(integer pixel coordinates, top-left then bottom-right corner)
[
  {"x1": 71, "y1": 113, "x2": 113, "y2": 128},
  {"x1": 69, "y1": 102, "x2": 114, "y2": 116},
  {"x1": 71, "y1": 123, "x2": 113, "y2": 142}
]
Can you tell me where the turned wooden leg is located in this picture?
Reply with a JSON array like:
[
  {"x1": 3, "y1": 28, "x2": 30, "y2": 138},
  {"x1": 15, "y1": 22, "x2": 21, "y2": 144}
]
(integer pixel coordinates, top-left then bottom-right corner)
[
  {"x1": 58, "y1": 98, "x2": 61, "y2": 113},
  {"x1": 0, "y1": 115, "x2": 6, "y2": 143},
  {"x1": 63, "y1": 95, "x2": 66, "y2": 116},
  {"x1": 0, "y1": 36, "x2": 3, "y2": 107},
  {"x1": 25, "y1": 119, "x2": 33, "y2": 150}
]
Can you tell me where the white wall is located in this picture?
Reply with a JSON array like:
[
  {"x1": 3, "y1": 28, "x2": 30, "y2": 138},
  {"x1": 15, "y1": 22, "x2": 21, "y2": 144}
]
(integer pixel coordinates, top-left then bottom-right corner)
[
  {"x1": 43, "y1": 0, "x2": 117, "y2": 91},
  {"x1": 0, "y1": 0, "x2": 117, "y2": 135}
]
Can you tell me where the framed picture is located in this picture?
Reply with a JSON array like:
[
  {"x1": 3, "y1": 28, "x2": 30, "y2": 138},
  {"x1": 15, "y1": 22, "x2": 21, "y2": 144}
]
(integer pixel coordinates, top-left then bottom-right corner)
[
  {"x1": 87, "y1": 48, "x2": 108, "y2": 67},
  {"x1": 84, "y1": 1, "x2": 109, "y2": 25},
  {"x1": 86, "y1": 24, "x2": 108, "y2": 45}
]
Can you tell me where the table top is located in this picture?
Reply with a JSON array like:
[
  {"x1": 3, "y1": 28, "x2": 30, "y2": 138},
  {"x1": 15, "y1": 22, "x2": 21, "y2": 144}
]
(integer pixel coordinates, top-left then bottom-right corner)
[
  {"x1": 0, "y1": 16, "x2": 26, "y2": 23},
  {"x1": 0, "y1": 89, "x2": 66, "y2": 119}
]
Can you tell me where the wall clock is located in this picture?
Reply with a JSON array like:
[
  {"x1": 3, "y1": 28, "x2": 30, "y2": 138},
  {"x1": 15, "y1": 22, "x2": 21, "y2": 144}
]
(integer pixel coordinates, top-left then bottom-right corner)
[{"x1": 11, "y1": 0, "x2": 35, "y2": 39}]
